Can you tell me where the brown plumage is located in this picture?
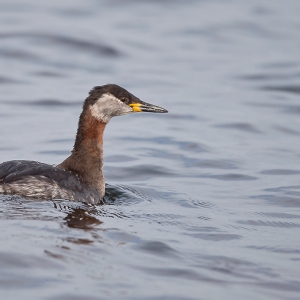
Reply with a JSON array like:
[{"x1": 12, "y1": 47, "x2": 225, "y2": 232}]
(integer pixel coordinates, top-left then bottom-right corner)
[{"x1": 0, "y1": 84, "x2": 168, "y2": 204}]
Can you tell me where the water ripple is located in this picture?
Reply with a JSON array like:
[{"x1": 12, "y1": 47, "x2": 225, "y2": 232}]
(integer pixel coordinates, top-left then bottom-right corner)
[
  {"x1": 208, "y1": 174, "x2": 257, "y2": 181},
  {"x1": 0, "y1": 32, "x2": 121, "y2": 57},
  {"x1": 185, "y1": 233, "x2": 242, "y2": 241},
  {"x1": 135, "y1": 241, "x2": 179, "y2": 258},
  {"x1": 252, "y1": 195, "x2": 300, "y2": 208},
  {"x1": 106, "y1": 165, "x2": 176, "y2": 181},
  {"x1": 260, "y1": 169, "x2": 300, "y2": 175},
  {"x1": 7, "y1": 99, "x2": 82, "y2": 106},
  {"x1": 214, "y1": 123, "x2": 262, "y2": 134},
  {"x1": 261, "y1": 85, "x2": 300, "y2": 94},
  {"x1": 137, "y1": 266, "x2": 224, "y2": 283},
  {"x1": 238, "y1": 220, "x2": 300, "y2": 228},
  {"x1": 186, "y1": 159, "x2": 239, "y2": 170}
]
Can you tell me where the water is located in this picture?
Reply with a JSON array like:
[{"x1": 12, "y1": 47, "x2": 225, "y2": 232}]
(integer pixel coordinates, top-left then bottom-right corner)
[{"x1": 1, "y1": 0, "x2": 300, "y2": 299}]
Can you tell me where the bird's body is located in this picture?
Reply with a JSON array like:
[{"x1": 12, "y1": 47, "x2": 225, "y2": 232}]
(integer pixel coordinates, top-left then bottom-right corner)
[
  {"x1": 0, "y1": 160, "x2": 100, "y2": 203},
  {"x1": 0, "y1": 84, "x2": 167, "y2": 204}
]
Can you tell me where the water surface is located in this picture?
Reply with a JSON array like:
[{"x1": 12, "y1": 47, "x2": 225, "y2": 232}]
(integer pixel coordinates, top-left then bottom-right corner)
[{"x1": 1, "y1": 0, "x2": 300, "y2": 299}]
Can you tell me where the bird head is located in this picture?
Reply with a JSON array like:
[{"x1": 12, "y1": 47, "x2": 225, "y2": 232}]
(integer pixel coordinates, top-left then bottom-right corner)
[{"x1": 86, "y1": 84, "x2": 168, "y2": 123}]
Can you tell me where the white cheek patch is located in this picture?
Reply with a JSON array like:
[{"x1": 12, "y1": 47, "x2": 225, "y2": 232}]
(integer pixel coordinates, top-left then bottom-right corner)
[{"x1": 90, "y1": 93, "x2": 132, "y2": 123}]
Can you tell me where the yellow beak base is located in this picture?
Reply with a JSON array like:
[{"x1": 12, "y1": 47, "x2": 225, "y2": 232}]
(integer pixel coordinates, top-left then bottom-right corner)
[{"x1": 129, "y1": 103, "x2": 142, "y2": 112}]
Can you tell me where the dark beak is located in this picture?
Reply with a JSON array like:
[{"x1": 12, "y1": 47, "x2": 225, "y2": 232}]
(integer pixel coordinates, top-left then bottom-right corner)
[{"x1": 130, "y1": 101, "x2": 168, "y2": 113}]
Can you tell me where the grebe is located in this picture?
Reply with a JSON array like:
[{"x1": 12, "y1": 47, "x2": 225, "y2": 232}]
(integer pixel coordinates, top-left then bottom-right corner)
[{"x1": 0, "y1": 84, "x2": 168, "y2": 204}]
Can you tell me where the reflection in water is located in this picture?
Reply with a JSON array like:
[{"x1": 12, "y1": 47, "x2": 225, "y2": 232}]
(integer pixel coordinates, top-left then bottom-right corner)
[
  {"x1": 51, "y1": 183, "x2": 142, "y2": 228},
  {"x1": 62, "y1": 208, "x2": 102, "y2": 230}
]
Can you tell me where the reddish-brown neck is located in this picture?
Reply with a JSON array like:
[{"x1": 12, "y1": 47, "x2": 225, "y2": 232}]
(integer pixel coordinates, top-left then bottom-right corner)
[
  {"x1": 58, "y1": 109, "x2": 106, "y2": 189},
  {"x1": 73, "y1": 109, "x2": 106, "y2": 152}
]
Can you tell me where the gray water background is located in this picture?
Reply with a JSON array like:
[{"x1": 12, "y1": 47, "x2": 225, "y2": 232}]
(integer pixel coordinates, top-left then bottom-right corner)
[{"x1": 1, "y1": 0, "x2": 300, "y2": 299}]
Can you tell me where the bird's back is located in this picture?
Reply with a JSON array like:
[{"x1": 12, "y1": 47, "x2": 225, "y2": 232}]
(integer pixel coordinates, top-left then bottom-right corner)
[{"x1": 0, "y1": 160, "x2": 100, "y2": 204}]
